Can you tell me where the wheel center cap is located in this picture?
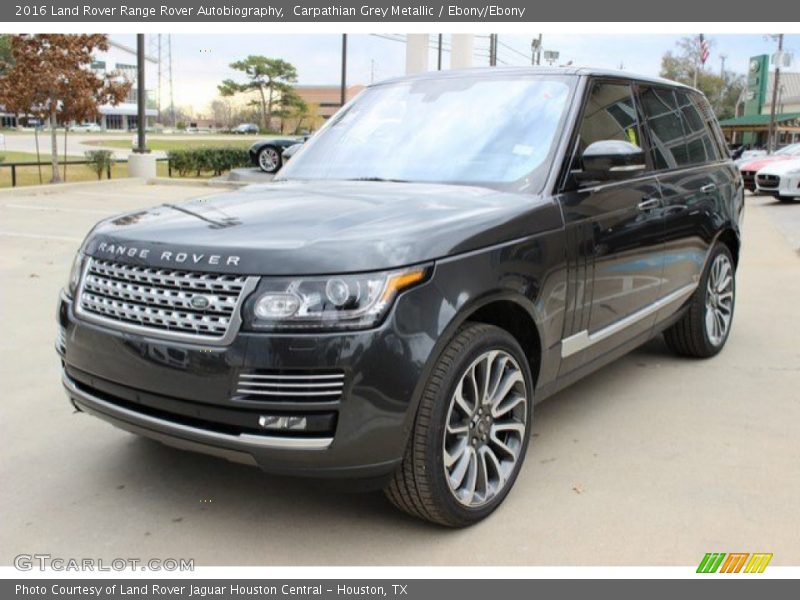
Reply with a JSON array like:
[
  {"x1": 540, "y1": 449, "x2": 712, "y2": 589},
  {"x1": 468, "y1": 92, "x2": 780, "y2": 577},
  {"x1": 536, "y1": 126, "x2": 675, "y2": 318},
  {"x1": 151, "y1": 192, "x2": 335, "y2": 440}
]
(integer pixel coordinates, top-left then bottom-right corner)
[{"x1": 476, "y1": 418, "x2": 491, "y2": 435}]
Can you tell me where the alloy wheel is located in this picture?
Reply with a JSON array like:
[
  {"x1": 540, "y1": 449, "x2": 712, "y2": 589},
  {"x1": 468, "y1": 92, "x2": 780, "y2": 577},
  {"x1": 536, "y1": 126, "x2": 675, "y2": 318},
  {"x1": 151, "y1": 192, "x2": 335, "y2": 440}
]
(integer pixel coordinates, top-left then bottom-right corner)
[
  {"x1": 443, "y1": 349, "x2": 528, "y2": 508},
  {"x1": 258, "y1": 147, "x2": 280, "y2": 172},
  {"x1": 704, "y1": 253, "x2": 734, "y2": 346}
]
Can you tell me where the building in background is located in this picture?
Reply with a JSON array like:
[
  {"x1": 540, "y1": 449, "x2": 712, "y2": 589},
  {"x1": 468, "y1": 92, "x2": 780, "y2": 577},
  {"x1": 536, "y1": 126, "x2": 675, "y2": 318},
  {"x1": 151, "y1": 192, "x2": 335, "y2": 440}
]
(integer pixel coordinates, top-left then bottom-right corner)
[
  {"x1": 1, "y1": 39, "x2": 158, "y2": 130},
  {"x1": 294, "y1": 84, "x2": 365, "y2": 119},
  {"x1": 87, "y1": 39, "x2": 158, "y2": 130},
  {"x1": 719, "y1": 54, "x2": 800, "y2": 147}
]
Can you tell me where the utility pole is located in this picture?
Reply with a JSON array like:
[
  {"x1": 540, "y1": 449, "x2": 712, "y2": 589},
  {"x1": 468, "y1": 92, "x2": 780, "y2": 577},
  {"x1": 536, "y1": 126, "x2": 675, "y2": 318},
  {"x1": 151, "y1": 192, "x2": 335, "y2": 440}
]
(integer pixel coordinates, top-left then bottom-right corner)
[
  {"x1": 531, "y1": 34, "x2": 542, "y2": 65},
  {"x1": 767, "y1": 34, "x2": 784, "y2": 153},
  {"x1": 718, "y1": 54, "x2": 727, "y2": 113},
  {"x1": 437, "y1": 34, "x2": 443, "y2": 70},
  {"x1": 340, "y1": 34, "x2": 348, "y2": 107},
  {"x1": 489, "y1": 34, "x2": 497, "y2": 67}
]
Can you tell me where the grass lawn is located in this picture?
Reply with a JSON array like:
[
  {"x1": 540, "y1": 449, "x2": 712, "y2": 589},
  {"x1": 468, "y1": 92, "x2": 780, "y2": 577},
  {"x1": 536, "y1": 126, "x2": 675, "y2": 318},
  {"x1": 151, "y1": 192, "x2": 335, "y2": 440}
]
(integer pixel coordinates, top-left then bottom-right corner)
[
  {"x1": 81, "y1": 138, "x2": 260, "y2": 152},
  {"x1": 0, "y1": 150, "x2": 79, "y2": 162},
  {"x1": 0, "y1": 151, "x2": 210, "y2": 188}
]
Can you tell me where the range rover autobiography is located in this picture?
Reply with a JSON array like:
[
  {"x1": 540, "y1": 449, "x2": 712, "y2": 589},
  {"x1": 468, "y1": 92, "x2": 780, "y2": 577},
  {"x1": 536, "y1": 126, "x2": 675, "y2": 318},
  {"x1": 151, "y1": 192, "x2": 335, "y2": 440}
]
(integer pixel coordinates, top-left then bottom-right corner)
[{"x1": 57, "y1": 68, "x2": 743, "y2": 526}]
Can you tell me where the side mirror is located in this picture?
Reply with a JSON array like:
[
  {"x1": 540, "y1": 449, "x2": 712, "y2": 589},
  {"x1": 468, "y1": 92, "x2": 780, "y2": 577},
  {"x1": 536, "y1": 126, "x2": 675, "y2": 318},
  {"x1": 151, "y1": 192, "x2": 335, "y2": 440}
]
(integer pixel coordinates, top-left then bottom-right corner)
[{"x1": 577, "y1": 140, "x2": 646, "y2": 182}]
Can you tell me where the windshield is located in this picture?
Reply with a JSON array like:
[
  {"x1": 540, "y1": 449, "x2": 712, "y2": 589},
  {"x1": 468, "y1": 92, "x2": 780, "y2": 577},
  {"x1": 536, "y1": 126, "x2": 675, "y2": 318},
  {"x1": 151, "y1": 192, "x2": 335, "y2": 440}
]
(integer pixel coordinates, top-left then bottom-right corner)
[{"x1": 277, "y1": 74, "x2": 574, "y2": 191}]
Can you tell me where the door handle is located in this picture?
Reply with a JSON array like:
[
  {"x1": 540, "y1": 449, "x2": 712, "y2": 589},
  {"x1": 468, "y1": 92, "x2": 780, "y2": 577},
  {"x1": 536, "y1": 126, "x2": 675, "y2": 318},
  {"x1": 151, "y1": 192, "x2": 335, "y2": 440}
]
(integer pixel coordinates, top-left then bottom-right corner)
[
  {"x1": 637, "y1": 197, "x2": 660, "y2": 211},
  {"x1": 701, "y1": 183, "x2": 717, "y2": 194}
]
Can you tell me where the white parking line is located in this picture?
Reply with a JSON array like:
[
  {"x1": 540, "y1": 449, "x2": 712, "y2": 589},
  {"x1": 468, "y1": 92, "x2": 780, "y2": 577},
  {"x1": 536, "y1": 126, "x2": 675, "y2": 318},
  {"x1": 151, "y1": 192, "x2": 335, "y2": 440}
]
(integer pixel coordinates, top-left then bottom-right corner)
[
  {"x1": 3, "y1": 203, "x2": 111, "y2": 215},
  {"x1": 0, "y1": 231, "x2": 82, "y2": 242}
]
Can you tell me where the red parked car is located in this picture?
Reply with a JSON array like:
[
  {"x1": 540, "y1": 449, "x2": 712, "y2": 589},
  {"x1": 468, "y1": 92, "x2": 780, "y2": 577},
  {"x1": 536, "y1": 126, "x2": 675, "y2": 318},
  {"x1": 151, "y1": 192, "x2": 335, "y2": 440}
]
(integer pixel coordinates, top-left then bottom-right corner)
[{"x1": 739, "y1": 143, "x2": 800, "y2": 191}]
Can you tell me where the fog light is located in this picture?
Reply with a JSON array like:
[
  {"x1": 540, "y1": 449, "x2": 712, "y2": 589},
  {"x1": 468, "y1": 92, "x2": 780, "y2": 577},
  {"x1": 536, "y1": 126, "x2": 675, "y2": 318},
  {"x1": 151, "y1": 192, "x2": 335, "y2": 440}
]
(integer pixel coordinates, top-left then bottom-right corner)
[{"x1": 258, "y1": 415, "x2": 308, "y2": 431}]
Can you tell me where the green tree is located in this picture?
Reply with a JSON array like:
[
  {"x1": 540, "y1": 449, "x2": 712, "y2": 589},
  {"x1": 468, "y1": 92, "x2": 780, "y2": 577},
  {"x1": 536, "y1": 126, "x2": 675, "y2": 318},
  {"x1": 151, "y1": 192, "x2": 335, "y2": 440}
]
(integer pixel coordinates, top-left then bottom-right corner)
[
  {"x1": 660, "y1": 36, "x2": 745, "y2": 120},
  {"x1": 0, "y1": 35, "x2": 12, "y2": 75},
  {"x1": 218, "y1": 56, "x2": 297, "y2": 130}
]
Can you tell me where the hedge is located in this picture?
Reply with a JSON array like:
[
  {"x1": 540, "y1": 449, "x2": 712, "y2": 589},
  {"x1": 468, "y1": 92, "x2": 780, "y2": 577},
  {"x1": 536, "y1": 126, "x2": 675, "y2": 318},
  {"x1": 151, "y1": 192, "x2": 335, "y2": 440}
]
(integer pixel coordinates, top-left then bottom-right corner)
[{"x1": 167, "y1": 147, "x2": 250, "y2": 177}]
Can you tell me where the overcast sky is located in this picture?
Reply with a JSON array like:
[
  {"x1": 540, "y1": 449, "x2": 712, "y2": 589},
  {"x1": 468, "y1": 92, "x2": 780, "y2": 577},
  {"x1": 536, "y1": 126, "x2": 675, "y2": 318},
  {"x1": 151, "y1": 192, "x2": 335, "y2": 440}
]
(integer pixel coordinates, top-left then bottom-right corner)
[{"x1": 112, "y1": 33, "x2": 800, "y2": 114}]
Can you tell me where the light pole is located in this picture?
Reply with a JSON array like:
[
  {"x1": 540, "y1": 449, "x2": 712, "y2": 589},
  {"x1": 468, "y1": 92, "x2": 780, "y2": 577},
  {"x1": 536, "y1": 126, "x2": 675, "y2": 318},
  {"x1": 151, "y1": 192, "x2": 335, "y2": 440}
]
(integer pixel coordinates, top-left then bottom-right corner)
[
  {"x1": 135, "y1": 33, "x2": 147, "y2": 154},
  {"x1": 128, "y1": 33, "x2": 156, "y2": 179}
]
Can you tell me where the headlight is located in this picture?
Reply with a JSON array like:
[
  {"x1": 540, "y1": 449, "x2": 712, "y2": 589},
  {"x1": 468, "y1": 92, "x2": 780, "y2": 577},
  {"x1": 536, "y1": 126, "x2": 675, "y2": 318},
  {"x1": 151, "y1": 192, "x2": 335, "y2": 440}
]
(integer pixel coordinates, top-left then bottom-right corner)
[
  {"x1": 245, "y1": 265, "x2": 430, "y2": 331},
  {"x1": 66, "y1": 252, "x2": 85, "y2": 297}
]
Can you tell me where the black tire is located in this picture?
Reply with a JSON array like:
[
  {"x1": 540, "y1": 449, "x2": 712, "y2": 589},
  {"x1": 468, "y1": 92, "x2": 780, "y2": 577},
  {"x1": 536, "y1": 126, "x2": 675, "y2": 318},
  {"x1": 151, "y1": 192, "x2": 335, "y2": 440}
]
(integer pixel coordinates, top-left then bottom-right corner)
[
  {"x1": 257, "y1": 146, "x2": 281, "y2": 174},
  {"x1": 384, "y1": 322, "x2": 534, "y2": 527},
  {"x1": 778, "y1": 196, "x2": 797, "y2": 204},
  {"x1": 664, "y1": 243, "x2": 736, "y2": 358}
]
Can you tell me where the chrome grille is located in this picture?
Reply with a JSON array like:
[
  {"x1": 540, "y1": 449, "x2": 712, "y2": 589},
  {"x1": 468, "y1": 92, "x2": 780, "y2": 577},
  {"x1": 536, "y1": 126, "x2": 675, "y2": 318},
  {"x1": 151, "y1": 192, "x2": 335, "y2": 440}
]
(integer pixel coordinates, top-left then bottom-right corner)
[
  {"x1": 235, "y1": 370, "x2": 345, "y2": 401},
  {"x1": 757, "y1": 174, "x2": 780, "y2": 189},
  {"x1": 76, "y1": 258, "x2": 258, "y2": 344}
]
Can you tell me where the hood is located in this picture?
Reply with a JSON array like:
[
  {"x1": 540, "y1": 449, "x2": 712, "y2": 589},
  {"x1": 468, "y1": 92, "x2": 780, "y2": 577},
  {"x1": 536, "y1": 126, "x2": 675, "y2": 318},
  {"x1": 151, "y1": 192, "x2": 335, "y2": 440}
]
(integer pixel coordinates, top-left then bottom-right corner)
[
  {"x1": 757, "y1": 157, "x2": 800, "y2": 176},
  {"x1": 83, "y1": 180, "x2": 561, "y2": 275},
  {"x1": 740, "y1": 155, "x2": 795, "y2": 172}
]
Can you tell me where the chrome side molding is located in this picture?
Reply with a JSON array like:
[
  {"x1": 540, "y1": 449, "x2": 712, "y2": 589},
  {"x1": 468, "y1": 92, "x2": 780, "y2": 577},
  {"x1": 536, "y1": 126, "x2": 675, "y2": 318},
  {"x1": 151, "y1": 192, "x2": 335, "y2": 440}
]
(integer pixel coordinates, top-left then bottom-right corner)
[{"x1": 561, "y1": 283, "x2": 698, "y2": 358}]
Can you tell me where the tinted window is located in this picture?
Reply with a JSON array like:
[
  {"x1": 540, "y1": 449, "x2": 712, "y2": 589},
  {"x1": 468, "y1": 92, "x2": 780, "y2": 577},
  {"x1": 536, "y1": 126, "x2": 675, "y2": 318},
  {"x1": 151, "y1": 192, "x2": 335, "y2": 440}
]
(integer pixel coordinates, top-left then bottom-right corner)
[
  {"x1": 576, "y1": 82, "x2": 641, "y2": 156},
  {"x1": 640, "y1": 87, "x2": 722, "y2": 168},
  {"x1": 676, "y1": 90, "x2": 719, "y2": 164},
  {"x1": 639, "y1": 87, "x2": 687, "y2": 169}
]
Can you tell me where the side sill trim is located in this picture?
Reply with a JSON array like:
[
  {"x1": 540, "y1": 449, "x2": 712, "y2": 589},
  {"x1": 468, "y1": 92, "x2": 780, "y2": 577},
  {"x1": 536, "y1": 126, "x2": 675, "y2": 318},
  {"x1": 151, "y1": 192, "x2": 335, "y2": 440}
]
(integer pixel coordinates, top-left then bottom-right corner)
[
  {"x1": 61, "y1": 371, "x2": 332, "y2": 451},
  {"x1": 560, "y1": 283, "x2": 697, "y2": 358}
]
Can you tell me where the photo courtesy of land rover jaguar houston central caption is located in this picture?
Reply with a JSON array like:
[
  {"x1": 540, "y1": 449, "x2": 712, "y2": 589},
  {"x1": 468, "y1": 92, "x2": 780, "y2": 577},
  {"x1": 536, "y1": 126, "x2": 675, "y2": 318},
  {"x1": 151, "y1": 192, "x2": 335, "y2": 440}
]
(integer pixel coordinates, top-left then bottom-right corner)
[{"x1": 56, "y1": 67, "x2": 743, "y2": 527}]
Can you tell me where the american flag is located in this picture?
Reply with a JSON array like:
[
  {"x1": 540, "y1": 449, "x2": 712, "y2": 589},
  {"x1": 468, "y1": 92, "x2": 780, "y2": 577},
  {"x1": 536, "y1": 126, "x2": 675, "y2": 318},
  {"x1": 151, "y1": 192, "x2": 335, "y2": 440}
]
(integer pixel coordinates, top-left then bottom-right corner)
[{"x1": 699, "y1": 34, "x2": 710, "y2": 65}]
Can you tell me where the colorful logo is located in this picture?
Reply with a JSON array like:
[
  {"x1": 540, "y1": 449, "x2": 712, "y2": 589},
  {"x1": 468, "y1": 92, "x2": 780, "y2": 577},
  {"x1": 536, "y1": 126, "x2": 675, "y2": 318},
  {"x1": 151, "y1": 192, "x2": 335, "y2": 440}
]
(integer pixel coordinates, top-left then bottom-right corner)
[{"x1": 697, "y1": 552, "x2": 773, "y2": 573}]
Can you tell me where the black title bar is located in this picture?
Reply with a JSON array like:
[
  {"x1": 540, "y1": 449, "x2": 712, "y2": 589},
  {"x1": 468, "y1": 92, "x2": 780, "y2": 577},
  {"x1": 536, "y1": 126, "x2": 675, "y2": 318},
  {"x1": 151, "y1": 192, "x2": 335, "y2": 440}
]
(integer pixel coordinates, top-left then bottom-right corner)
[{"x1": 2, "y1": 0, "x2": 787, "y2": 22}]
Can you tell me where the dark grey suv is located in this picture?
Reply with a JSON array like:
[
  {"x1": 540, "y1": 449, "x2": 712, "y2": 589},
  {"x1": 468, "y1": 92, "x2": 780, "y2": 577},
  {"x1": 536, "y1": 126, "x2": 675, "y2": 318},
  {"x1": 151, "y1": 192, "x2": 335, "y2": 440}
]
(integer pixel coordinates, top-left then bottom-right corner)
[{"x1": 57, "y1": 67, "x2": 743, "y2": 526}]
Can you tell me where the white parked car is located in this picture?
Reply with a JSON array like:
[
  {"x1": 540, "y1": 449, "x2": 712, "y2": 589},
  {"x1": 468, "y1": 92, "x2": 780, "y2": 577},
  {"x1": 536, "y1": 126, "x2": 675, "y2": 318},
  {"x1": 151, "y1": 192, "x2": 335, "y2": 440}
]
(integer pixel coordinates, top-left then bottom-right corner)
[
  {"x1": 69, "y1": 123, "x2": 103, "y2": 133},
  {"x1": 756, "y1": 158, "x2": 800, "y2": 203}
]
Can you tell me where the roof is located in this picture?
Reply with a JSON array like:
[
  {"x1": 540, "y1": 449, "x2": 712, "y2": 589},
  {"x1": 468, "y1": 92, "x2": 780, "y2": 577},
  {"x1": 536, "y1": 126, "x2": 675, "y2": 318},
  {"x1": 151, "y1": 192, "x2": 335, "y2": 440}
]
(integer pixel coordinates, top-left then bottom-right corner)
[
  {"x1": 765, "y1": 72, "x2": 800, "y2": 107},
  {"x1": 719, "y1": 112, "x2": 800, "y2": 127},
  {"x1": 372, "y1": 66, "x2": 694, "y2": 92}
]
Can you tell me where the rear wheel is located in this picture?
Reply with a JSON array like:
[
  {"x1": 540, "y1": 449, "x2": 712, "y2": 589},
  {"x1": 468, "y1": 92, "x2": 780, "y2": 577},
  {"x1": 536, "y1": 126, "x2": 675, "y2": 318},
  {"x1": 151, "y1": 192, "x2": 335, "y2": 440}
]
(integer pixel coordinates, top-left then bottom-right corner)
[
  {"x1": 664, "y1": 243, "x2": 736, "y2": 358},
  {"x1": 384, "y1": 323, "x2": 533, "y2": 527}
]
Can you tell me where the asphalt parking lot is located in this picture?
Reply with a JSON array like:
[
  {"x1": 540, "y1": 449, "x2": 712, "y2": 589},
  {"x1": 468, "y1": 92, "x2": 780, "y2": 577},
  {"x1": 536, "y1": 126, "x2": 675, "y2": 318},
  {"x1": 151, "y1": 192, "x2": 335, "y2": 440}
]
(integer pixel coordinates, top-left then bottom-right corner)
[{"x1": 1, "y1": 181, "x2": 799, "y2": 566}]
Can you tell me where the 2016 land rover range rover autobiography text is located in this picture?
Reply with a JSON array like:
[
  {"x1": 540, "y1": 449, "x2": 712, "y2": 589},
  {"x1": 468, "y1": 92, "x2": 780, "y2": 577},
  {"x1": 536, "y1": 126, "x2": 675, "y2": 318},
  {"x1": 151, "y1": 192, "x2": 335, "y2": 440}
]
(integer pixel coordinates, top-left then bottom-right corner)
[{"x1": 57, "y1": 67, "x2": 743, "y2": 527}]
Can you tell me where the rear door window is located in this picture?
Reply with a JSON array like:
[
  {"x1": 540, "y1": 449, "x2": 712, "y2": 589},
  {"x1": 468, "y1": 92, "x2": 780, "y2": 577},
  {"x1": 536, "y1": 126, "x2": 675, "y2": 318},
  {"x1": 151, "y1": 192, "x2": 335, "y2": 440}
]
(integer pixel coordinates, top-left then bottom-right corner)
[
  {"x1": 639, "y1": 87, "x2": 688, "y2": 169},
  {"x1": 640, "y1": 86, "x2": 723, "y2": 169},
  {"x1": 675, "y1": 90, "x2": 720, "y2": 164}
]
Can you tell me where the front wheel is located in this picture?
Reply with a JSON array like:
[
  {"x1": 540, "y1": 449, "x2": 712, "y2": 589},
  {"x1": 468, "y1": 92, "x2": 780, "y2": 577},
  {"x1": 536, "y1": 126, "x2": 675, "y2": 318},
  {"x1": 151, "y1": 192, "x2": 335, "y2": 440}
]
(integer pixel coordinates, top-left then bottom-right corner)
[
  {"x1": 664, "y1": 243, "x2": 736, "y2": 358},
  {"x1": 384, "y1": 323, "x2": 533, "y2": 527},
  {"x1": 257, "y1": 146, "x2": 281, "y2": 173}
]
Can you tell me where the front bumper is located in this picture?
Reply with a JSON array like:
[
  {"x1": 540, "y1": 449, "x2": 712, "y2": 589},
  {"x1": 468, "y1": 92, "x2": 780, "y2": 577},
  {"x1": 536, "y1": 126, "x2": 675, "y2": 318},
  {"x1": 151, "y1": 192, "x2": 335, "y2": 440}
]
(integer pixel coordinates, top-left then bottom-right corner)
[
  {"x1": 57, "y1": 290, "x2": 438, "y2": 481},
  {"x1": 756, "y1": 172, "x2": 800, "y2": 198}
]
